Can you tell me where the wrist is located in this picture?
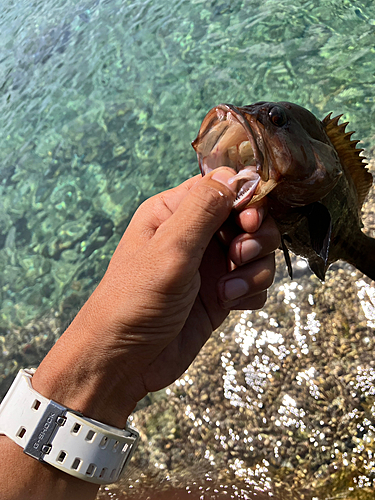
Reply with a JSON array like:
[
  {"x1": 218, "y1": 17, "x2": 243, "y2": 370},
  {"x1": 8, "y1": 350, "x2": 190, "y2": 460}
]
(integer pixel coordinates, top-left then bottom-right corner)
[
  {"x1": 32, "y1": 357, "x2": 137, "y2": 430},
  {"x1": 0, "y1": 368, "x2": 139, "y2": 487},
  {"x1": 32, "y1": 309, "x2": 142, "y2": 429}
]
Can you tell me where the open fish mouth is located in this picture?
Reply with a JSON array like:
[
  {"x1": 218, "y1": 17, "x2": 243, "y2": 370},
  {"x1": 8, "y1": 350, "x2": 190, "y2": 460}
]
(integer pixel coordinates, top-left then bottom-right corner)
[{"x1": 192, "y1": 104, "x2": 276, "y2": 210}]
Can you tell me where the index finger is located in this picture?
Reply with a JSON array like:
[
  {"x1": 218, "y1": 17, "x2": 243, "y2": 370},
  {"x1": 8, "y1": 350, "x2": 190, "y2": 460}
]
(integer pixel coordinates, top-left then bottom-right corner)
[{"x1": 157, "y1": 173, "x2": 202, "y2": 214}]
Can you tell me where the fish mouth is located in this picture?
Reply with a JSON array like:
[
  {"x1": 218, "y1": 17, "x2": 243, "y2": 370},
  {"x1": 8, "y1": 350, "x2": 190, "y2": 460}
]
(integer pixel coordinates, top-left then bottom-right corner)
[{"x1": 192, "y1": 104, "x2": 276, "y2": 210}]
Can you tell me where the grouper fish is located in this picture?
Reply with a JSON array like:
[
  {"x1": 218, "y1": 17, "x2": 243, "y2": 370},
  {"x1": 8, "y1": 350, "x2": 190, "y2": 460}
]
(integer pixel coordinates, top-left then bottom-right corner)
[{"x1": 192, "y1": 101, "x2": 375, "y2": 281}]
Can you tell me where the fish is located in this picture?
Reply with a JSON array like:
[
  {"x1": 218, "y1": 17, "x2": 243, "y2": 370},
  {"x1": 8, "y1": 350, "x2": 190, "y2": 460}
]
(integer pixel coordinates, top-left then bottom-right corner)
[{"x1": 192, "y1": 101, "x2": 375, "y2": 281}]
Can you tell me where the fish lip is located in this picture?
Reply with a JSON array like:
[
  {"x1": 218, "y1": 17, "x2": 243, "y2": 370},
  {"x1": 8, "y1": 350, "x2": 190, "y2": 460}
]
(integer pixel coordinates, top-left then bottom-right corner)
[
  {"x1": 192, "y1": 104, "x2": 270, "y2": 208},
  {"x1": 232, "y1": 175, "x2": 261, "y2": 210}
]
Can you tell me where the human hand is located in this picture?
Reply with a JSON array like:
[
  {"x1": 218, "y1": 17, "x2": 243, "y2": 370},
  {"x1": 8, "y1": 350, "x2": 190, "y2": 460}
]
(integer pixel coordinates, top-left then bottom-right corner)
[{"x1": 33, "y1": 168, "x2": 280, "y2": 427}]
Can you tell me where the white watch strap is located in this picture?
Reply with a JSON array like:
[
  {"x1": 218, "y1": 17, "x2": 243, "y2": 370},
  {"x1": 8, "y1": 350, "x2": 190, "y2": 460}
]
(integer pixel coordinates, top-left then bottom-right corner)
[{"x1": 0, "y1": 368, "x2": 139, "y2": 484}]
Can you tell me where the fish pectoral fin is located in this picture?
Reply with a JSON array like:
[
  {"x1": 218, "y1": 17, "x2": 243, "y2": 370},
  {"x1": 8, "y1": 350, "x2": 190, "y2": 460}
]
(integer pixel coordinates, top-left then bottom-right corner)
[
  {"x1": 308, "y1": 257, "x2": 327, "y2": 282},
  {"x1": 280, "y1": 236, "x2": 293, "y2": 279},
  {"x1": 306, "y1": 202, "x2": 332, "y2": 264}
]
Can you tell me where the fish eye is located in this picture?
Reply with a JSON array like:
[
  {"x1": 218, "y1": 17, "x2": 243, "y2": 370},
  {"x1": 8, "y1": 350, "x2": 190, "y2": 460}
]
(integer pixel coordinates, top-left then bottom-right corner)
[{"x1": 268, "y1": 106, "x2": 287, "y2": 127}]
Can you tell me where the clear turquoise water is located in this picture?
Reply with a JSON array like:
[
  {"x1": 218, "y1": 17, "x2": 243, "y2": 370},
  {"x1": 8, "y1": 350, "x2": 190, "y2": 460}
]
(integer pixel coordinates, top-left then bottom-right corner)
[
  {"x1": 1, "y1": 0, "x2": 375, "y2": 498},
  {"x1": 1, "y1": 0, "x2": 375, "y2": 327}
]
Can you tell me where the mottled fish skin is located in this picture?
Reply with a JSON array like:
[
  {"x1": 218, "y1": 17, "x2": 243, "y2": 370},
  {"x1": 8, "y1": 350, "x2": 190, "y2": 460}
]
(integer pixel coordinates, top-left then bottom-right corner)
[
  {"x1": 192, "y1": 101, "x2": 375, "y2": 281},
  {"x1": 270, "y1": 169, "x2": 375, "y2": 281}
]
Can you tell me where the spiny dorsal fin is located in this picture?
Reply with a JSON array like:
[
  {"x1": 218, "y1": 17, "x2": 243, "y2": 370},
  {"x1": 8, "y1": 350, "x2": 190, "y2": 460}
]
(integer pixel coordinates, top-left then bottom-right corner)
[{"x1": 322, "y1": 113, "x2": 373, "y2": 208}]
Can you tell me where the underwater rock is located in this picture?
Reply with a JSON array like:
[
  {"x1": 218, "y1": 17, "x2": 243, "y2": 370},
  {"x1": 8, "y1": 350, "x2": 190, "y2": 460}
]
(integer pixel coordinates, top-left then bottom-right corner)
[{"x1": 0, "y1": 314, "x2": 61, "y2": 400}]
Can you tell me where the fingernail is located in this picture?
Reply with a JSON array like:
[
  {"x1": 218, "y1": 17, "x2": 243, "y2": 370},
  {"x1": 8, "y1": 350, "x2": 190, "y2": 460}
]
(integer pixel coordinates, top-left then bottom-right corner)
[
  {"x1": 239, "y1": 239, "x2": 262, "y2": 263},
  {"x1": 211, "y1": 169, "x2": 237, "y2": 194},
  {"x1": 222, "y1": 278, "x2": 249, "y2": 302}
]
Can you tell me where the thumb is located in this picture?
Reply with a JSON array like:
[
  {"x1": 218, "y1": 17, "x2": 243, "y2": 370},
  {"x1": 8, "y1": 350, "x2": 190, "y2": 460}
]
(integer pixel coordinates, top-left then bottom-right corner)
[{"x1": 156, "y1": 167, "x2": 238, "y2": 260}]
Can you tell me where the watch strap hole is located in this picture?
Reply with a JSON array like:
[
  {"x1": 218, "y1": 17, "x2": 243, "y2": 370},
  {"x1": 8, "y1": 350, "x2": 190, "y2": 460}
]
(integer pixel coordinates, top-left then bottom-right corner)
[
  {"x1": 99, "y1": 467, "x2": 108, "y2": 479},
  {"x1": 71, "y1": 423, "x2": 81, "y2": 434},
  {"x1": 17, "y1": 427, "x2": 26, "y2": 439},
  {"x1": 32, "y1": 399, "x2": 41, "y2": 411},
  {"x1": 57, "y1": 450, "x2": 67, "y2": 463},
  {"x1": 85, "y1": 430, "x2": 96, "y2": 442},
  {"x1": 86, "y1": 463, "x2": 97, "y2": 477},
  {"x1": 71, "y1": 457, "x2": 82, "y2": 470},
  {"x1": 99, "y1": 436, "x2": 109, "y2": 449}
]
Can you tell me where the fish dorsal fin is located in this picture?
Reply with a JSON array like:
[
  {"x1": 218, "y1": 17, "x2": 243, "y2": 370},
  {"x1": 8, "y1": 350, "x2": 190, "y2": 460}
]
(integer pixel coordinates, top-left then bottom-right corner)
[{"x1": 322, "y1": 113, "x2": 373, "y2": 208}]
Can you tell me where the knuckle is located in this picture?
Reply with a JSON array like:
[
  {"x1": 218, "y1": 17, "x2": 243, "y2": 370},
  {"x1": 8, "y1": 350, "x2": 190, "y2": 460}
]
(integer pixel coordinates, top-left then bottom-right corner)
[
  {"x1": 191, "y1": 184, "x2": 232, "y2": 217},
  {"x1": 254, "y1": 254, "x2": 275, "y2": 290}
]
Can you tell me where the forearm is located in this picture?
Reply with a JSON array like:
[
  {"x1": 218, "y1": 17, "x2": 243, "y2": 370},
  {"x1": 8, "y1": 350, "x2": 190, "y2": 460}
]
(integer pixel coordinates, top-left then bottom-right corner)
[
  {"x1": 0, "y1": 290, "x2": 139, "y2": 500},
  {"x1": 31, "y1": 284, "x2": 142, "y2": 429},
  {"x1": 0, "y1": 437, "x2": 99, "y2": 500}
]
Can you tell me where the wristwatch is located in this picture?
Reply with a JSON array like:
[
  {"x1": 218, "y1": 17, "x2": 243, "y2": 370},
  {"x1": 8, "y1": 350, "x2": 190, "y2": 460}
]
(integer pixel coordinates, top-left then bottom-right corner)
[{"x1": 0, "y1": 368, "x2": 139, "y2": 484}]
